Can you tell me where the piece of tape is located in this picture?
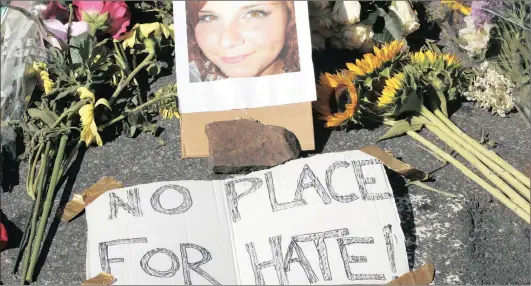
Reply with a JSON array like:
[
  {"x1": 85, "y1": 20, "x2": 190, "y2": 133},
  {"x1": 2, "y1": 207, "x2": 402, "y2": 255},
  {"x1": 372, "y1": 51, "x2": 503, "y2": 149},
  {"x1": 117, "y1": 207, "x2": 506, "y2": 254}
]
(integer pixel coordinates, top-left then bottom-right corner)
[
  {"x1": 387, "y1": 264, "x2": 435, "y2": 285},
  {"x1": 81, "y1": 272, "x2": 116, "y2": 285},
  {"x1": 61, "y1": 177, "x2": 123, "y2": 222},
  {"x1": 360, "y1": 145, "x2": 428, "y2": 181}
]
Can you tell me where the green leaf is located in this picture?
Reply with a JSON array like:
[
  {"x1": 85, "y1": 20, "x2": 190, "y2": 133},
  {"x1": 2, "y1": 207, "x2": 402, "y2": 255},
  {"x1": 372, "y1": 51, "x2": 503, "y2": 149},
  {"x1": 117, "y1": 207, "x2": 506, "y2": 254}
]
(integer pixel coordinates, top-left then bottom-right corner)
[
  {"x1": 435, "y1": 89, "x2": 448, "y2": 116},
  {"x1": 378, "y1": 119, "x2": 417, "y2": 141},
  {"x1": 361, "y1": 11, "x2": 380, "y2": 27},
  {"x1": 27, "y1": 108, "x2": 57, "y2": 127},
  {"x1": 397, "y1": 89, "x2": 422, "y2": 115},
  {"x1": 384, "y1": 11, "x2": 404, "y2": 41},
  {"x1": 95, "y1": 98, "x2": 112, "y2": 110},
  {"x1": 70, "y1": 33, "x2": 93, "y2": 65},
  {"x1": 147, "y1": 62, "x2": 161, "y2": 76}
]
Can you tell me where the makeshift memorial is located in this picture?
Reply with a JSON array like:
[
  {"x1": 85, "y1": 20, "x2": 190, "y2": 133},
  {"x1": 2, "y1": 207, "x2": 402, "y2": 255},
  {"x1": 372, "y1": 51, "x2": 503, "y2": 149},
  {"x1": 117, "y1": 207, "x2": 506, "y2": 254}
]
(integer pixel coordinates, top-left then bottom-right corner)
[
  {"x1": 314, "y1": 39, "x2": 530, "y2": 223},
  {"x1": 174, "y1": 1, "x2": 316, "y2": 158},
  {"x1": 84, "y1": 150, "x2": 410, "y2": 285},
  {"x1": 0, "y1": 1, "x2": 177, "y2": 284}
]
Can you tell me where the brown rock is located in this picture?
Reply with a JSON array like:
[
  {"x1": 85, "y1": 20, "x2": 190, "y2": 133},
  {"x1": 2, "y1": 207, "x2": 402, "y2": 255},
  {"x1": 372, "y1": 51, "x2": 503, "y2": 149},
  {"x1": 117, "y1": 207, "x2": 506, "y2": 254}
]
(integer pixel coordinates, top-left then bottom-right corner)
[{"x1": 205, "y1": 119, "x2": 301, "y2": 174}]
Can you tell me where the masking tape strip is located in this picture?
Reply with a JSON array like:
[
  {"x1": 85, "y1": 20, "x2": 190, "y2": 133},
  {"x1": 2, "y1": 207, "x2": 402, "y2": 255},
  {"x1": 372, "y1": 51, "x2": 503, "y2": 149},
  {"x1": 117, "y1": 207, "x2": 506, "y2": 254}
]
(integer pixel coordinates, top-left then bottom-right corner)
[
  {"x1": 387, "y1": 264, "x2": 435, "y2": 285},
  {"x1": 81, "y1": 272, "x2": 116, "y2": 285},
  {"x1": 61, "y1": 177, "x2": 123, "y2": 222},
  {"x1": 360, "y1": 145, "x2": 428, "y2": 181}
]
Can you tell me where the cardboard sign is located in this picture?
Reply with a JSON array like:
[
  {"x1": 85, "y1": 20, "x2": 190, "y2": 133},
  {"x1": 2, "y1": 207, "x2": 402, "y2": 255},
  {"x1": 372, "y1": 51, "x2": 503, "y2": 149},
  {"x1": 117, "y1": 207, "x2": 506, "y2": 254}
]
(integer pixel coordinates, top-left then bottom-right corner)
[
  {"x1": 85, "y1": 151, "x2": 409, "y2": 285},
  {"x1": 173, "y1": 1, "x2": 317, "y2": 157}
]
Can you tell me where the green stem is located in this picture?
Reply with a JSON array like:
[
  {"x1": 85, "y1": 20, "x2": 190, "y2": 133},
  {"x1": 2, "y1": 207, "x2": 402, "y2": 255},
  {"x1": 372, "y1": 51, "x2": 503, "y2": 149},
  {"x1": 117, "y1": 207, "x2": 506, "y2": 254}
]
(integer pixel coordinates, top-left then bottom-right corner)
[
  {"x1": 108, "y1": 51, "x2": 156, "y2": 106},
  {"x1": 391, "y1": 124, "x2": 530, "y2": 223},
  {"x1": 51, "y1": 100, "x2": 86, "y2": 128},
  {"x1": 26, "y1": 144, "x2": 44, "y2": 200},
  {"x1": 433, "y1": 108, "x2": 531, "y2": 188},
  {"x1": 421, "y1": 107, "x2": 530, "y2": 200},
  {"x1": 25, "y1": 129, "x2": 70, "y2": 282},
  {"x1": 98, "y1": 93, "x2": 177, "y2": 130},
  {"x1": 65, "y1": 4, "x2": 74, "y2": 65},
  {"x1": 20, "y1": 141, "x2": 52, "y2": 285},
  {"x1": 424, "y1": 123, "x2": 530, "y2": 214}
]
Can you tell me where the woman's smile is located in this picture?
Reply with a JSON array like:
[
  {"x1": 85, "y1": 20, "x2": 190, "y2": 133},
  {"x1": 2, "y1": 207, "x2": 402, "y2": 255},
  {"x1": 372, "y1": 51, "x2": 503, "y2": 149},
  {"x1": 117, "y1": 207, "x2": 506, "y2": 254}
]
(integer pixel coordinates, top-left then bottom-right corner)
[{"x1": 221, "y1": 52, "x2": 256, "y2": 64}]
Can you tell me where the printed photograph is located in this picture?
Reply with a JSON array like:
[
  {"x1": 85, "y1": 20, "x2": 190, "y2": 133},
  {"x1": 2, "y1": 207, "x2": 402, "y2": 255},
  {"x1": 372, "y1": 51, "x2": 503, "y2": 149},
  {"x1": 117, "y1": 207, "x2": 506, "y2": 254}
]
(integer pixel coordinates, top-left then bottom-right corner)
[{"x1": 186, "y1": 1, "x2": 301, "y2": 83}]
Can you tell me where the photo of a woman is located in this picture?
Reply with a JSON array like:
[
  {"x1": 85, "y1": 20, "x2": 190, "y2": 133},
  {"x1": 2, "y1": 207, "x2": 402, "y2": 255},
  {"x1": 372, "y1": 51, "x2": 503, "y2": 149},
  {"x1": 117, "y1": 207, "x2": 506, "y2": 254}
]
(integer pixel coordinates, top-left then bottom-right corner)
[{"x1": 186, "y1": 1, "x2": 301, "y2": 82}]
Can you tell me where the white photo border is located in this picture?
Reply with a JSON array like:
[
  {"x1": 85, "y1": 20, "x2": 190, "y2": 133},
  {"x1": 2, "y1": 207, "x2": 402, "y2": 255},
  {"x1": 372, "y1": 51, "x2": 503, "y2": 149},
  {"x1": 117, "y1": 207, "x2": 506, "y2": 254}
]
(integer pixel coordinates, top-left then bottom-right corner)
[{"x1": 173, "y1": 1, "x2": 316, "y2": 114}]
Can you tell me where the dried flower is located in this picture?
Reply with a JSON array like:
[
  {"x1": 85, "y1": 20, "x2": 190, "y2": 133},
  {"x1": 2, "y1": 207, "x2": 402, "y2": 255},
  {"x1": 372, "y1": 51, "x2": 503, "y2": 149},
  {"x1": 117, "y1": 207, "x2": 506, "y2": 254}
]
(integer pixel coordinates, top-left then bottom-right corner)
[
  {"x1": 388, "y1": 1, "x2": 420, "y2": 36},
  {"x1": 458, "y1": 15, "x2": 493, "y2": 55},
  {"x1": 471, "y1": 1, "x2": 503, "y2": 27},
  {"x1": 74, "y1": 1, "x2": 131, "y2": 39},
  {"x1": 332, "y1": 1, "x2": 361, "y2": 25},
  {"x1": 464, "y1": 62, "x2": 515, "y2": 117},
  {"x1": 341, "y1": 24, "x2": 374, "y2": 50}
]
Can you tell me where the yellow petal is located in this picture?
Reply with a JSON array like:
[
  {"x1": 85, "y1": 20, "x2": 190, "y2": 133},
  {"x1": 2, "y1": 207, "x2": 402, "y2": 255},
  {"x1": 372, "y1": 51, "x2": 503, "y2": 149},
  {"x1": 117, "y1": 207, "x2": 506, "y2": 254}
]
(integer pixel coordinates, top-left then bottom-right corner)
[
  {"x1": 95, "y1": 98, "x2": 111, "y2": 110},
  {"x1": 139, "y1": 23, "x2": 161, "y2": 38},
  {"x1": 79, "y1": 104, "x2": 94, "y2": 126},
  {"x1": 77, "y1": 87, "x2": 95, "y2": 102}
]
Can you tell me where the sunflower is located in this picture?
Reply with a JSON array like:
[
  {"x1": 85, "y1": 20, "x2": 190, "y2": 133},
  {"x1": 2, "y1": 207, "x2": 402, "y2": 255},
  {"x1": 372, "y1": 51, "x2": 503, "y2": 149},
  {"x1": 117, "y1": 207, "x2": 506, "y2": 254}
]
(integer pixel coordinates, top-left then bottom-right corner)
[
  {"x1": 410, "y1": 50, "x2": 460, "y2": 68},
  {"x1": 441, "y1": 1, "x2": 472, "y2": 15},
  {"x1": 378, "y1": 72, "x2": 405, "y2": 107},
  {"x1": 77, "y1": 87, "x2": 111, "y2": 147},
  {"x1": 33, "y1": 61, "x2": 54, "y2": 95},
  {"x1": 345, "y1": 40, "x2": 405, "y2": 77},
  {"x1": 314, "y1": 72, "x2": 358, "y2": 127}
]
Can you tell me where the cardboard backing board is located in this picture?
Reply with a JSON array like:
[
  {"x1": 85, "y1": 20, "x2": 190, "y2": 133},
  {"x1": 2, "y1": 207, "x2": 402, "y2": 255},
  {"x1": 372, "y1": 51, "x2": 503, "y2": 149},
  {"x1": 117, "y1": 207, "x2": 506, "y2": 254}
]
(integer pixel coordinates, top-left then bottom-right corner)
[{"x1": 180, "y1": 102, "x2": 315, "y2": 158}]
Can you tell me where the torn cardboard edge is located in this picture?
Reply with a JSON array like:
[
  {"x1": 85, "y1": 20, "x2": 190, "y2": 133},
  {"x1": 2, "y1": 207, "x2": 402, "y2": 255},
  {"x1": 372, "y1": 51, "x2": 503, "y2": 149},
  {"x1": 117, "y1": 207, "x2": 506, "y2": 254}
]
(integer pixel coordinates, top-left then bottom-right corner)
[
  {"x1": 180, "y1": 102, "x2": 315, "y2": 158},
  {"x1": 81, "y1": 272, "x2": 116, "y2": 285},
  {"x1": 387, "y1": 264, "x2": 435, "y2": 285},
  {"x1": 60, "y1": 177, "x2": 123, "y2": 222},
  {"x1": 61, "y1": 145, "x2": 428, "y2": 222}
]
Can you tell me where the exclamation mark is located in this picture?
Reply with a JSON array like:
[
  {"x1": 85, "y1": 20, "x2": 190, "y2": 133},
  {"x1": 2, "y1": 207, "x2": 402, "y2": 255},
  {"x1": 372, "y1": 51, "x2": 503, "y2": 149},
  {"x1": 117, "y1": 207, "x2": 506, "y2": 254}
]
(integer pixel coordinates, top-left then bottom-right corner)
[{"x1": 383, "y1": 224, "x2": 398, "y2": 280}]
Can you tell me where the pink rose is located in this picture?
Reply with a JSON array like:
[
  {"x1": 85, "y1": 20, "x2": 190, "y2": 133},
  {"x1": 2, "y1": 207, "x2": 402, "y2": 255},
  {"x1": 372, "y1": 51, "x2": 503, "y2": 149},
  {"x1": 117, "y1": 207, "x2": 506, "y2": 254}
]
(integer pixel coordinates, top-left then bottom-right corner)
[
  {"x1": 73, "y1": 1, "x2": 131, "y2": 39},
  {"x1": 41, "y1": 0, "x2": 68, "y2": 22}
]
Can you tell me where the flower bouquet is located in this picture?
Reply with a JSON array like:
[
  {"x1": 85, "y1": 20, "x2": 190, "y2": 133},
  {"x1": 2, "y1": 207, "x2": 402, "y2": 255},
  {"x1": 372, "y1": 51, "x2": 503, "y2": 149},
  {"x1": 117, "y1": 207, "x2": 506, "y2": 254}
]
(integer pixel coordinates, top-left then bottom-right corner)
[
  {"x1": 1, "y1": 1, "x2": 178, "y2": 283},
  {"x1": 314, "y1": 39, "x2": 530, "y2": 223}
]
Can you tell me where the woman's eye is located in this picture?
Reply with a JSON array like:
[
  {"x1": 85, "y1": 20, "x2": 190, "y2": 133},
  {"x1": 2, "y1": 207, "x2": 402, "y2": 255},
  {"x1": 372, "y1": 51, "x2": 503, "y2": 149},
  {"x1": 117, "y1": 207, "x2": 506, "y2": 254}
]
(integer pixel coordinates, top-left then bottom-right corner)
[
  {"x1": 243, "y1": 10, "x2": 270, "y2": 19},
  {"x1": 198, "y1": 15, "x2": 218, "y2": 23}
]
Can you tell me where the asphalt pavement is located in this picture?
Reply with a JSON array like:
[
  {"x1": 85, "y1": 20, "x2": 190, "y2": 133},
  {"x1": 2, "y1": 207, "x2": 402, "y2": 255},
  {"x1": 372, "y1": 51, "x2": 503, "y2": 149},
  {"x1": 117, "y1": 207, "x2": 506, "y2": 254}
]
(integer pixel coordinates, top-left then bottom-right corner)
[{"x1": 1, "y1": 52, "x2": 530, "y2": 285}]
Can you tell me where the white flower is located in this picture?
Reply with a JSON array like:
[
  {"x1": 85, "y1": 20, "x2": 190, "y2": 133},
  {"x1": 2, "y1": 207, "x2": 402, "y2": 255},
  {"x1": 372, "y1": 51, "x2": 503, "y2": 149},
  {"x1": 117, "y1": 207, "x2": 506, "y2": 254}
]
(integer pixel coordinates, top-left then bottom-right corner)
[
  {"x1": 388, "y1": 1, "x2": 420, "y2": 35},
  {"x1": 458, "y1": 16, "x2": 493, "y2": 55},
  {"x1": 311, "y1": 32, "x2": 327, "y2": 51},
  {"x1": 43, "y1": 19, "x2": 90, "y2": 49},
  {"x1": 464, "y1": 62, "x2": 515, "y2": 117},
  {"x1": 309, "y1": 7, "x2": 336, "y2": 30},
  {"x1": 309, "y1": 0, "x2": 331, "y2": 10},
  {"x1": 332, "y1": 1, "x2": 361, "y2": 25},
  {"x1": 342, "y1": 24, "x2": 374, "y2": 50}
]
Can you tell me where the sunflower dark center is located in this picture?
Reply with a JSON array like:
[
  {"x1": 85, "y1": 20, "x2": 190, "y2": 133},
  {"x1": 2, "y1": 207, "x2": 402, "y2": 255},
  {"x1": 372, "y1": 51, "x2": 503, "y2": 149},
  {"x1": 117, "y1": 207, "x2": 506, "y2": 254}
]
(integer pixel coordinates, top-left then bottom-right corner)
[{"x1": 333, "y1": 84, "x2": 352, "y2": 113}]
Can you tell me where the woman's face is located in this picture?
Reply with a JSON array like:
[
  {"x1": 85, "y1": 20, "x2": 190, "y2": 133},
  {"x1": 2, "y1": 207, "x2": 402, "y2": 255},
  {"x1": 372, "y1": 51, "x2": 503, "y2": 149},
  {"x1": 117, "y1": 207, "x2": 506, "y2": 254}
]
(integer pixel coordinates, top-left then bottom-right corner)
[{"x1": 194, "y1": 1, "x2": 288, "y2": 78}]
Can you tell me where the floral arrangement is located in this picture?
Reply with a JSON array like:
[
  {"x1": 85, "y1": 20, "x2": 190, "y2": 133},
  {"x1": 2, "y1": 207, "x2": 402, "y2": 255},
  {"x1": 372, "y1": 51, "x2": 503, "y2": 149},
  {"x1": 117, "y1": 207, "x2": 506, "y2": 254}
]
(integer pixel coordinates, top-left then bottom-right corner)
[
  {"x1": 1, "y1": 1, "x2": 177, "y2": 283},
  {"x1": 313, "y1": 0, "x2": 531, "y2": 224}
]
